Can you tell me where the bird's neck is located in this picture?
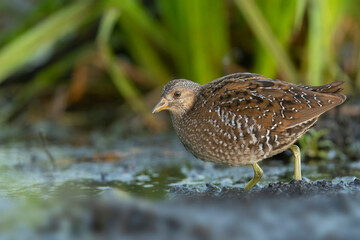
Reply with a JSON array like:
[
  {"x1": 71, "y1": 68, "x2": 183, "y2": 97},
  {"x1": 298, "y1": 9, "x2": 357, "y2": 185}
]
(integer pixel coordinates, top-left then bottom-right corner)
[
  {"x1": 170, "y1": 111, "x2": 191, "y2": 145},
  {"x1": 170, "y1": 111, "x2": 184, "y2": 126}
]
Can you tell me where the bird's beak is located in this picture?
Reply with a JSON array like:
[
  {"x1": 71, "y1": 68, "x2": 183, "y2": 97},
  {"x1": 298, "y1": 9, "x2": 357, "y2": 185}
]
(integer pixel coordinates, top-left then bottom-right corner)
[{"x1": 152, "y1": 97, "x2": 168, "y2": 113}]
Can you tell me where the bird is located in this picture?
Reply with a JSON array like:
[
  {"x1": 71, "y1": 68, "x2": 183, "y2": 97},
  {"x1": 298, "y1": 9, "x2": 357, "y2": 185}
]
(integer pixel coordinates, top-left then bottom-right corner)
[{"x1": 152, "y1": 73, "x2": 346, "y2": 190}]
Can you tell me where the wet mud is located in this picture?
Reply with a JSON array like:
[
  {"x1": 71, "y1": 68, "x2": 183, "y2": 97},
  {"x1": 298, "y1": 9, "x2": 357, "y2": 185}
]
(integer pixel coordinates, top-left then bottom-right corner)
[{"x1": 0, "y1": 103, "x2": 360, "y2": 239}]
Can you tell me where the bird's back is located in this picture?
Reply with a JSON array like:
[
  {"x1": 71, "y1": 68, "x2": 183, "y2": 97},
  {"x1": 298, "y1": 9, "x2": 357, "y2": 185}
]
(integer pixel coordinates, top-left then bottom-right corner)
[{"x1": 173, "y1": 73, "x2": 345, "y2": 166}]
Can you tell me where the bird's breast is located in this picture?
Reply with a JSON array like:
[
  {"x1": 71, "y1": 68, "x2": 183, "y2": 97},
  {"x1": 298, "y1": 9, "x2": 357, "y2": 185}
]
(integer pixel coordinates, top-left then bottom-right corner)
[{"x1": 171, "y1": 110, "x2": 268, "y2": 166}]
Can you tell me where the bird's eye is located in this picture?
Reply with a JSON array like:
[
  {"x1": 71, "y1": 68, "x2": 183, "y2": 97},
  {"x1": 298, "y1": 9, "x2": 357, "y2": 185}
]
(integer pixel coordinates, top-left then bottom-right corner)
[{"x1": 173, "y1": 91, "x2": 181, "y2": 98}]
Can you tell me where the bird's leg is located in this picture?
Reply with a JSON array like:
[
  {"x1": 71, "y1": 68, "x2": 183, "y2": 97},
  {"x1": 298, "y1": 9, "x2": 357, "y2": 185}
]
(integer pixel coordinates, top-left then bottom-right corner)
[
  {"x1": 244, "y1": 163, "x2": 263, "y2": 191},
  {"x1": 289, "y1": 145, "x2": 302, "y2": 180}
]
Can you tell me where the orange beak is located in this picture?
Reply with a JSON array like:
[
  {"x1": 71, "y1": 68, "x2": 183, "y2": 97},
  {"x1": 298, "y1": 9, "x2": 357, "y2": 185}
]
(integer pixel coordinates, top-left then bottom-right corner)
[{"x1": 152, "y1": 98, "x2": 168, "y2": 113}]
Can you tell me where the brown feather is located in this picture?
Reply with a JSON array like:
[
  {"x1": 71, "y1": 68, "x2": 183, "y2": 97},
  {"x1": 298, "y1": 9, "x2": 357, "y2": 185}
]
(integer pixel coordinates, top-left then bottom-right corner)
[
  {"x1": 199, "y1": 73, "x2": 346, "y2": 133},
  {"x1": 156, "y1": 72, "x2": 346, "y2": 166}
]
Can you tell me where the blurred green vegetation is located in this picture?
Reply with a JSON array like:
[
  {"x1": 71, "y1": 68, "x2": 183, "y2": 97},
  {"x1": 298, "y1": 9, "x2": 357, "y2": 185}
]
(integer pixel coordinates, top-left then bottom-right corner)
[
  {"x1": 298, "y1": 128, "x2": 336, "y2": 161},
  {"x1": 0, "y1": 0, "x2": 359, "y2": 126}
]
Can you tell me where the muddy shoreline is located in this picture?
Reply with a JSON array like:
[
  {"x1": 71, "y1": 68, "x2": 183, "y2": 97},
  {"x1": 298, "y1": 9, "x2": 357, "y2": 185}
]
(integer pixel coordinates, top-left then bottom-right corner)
[
  {"x1": 26, "y1": 179, "x2": 360, "y2": 240},
  {"x1": 0, "y1": 103, "x2": 359, "y2": 239}
]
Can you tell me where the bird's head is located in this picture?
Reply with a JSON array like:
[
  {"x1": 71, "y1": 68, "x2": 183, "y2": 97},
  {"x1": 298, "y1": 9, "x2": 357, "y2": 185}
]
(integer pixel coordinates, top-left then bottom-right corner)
[{"x1": 152, "y1": 79, "x2": 201, "y2": 117}]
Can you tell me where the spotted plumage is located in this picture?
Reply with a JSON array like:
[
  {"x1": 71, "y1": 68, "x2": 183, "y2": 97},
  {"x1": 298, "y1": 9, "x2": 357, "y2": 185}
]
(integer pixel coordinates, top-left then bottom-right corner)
[{"x1": 153, "y1": 73, "x2": 346, "y2": 188}]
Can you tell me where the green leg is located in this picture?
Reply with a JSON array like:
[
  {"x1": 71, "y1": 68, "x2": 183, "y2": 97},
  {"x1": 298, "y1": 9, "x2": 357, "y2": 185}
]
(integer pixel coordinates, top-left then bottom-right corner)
[
  {"x1": 244, "y1": 163, "x2": 263, "y2": 191},
  {"x1": 289, "y1": 145, "x2": 302, "y2": 180}
]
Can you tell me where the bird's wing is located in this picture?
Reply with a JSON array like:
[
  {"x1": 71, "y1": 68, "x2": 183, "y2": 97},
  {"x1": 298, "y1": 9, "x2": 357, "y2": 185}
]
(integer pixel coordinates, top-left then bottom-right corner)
[{"x1": 199, "y1": 73, "x2": 345, "y2": 133}]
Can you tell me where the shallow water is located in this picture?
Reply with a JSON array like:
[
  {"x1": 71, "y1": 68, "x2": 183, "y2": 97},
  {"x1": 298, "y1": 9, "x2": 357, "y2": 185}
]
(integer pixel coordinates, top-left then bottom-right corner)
[
  {"x1": 0, "y1": 131, "x2": 359, "y2": 199},
  {"x1": 1, "y1": 129, "x2": 360, "y2": 239}
]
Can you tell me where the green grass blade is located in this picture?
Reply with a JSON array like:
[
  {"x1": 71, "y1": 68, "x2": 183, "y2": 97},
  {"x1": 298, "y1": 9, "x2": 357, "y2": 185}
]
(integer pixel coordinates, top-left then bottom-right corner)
[
  {"x1": 100, "y1": 44, "x2": 144, "y2": 111},
  {"x1": 109, "y1": 0, "x2": 171, "y2": 50},
  {"x1": 157, "y1": 0, "x2": 229, "y2": 83},
  {"x1": 120, "y1": 17, "x2": 171, "y2": 85},
  {"x1": 0, "y1": 0, "x2": 70, "y2": 46},
  {"x1": 157, "y1": 0, "x2": 192, "y2": 78},
  {"x1": 97, "y1": 9, "x2": 152, "y2": 118},
  {"x1": 294, "y1": 0, "x2": 307, "y2": 33},
  {"x1": 0, "y1": 46, "x2": 92, "y2": 122},
  {"x1": 97, "y1": 8, "x2": 119, "y2": 45},
  {"x1": 235, "y1": 0, "x2": 300, "y2": 83},
  {"x1": 253, "y1": 0, "x2": 297, "y2": 78},
  {"x1": 0, "y1": 0, "x2": 100, "y2": 83},
  {"x1": 307, "y1": 0, "x2": 324, "y2": 86}
]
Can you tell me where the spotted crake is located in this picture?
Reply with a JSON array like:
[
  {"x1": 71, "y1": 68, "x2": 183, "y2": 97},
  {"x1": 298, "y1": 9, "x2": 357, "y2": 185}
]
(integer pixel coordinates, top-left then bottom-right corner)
[{"x1": 153, "y1": 72, "x2": 346, "y2": 190}]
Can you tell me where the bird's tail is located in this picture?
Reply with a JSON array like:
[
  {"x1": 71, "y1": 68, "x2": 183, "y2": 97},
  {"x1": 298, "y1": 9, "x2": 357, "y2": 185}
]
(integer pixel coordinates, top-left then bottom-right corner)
[{"x1": 299, "y1": 81, "x2": 346, "y2": 101}]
